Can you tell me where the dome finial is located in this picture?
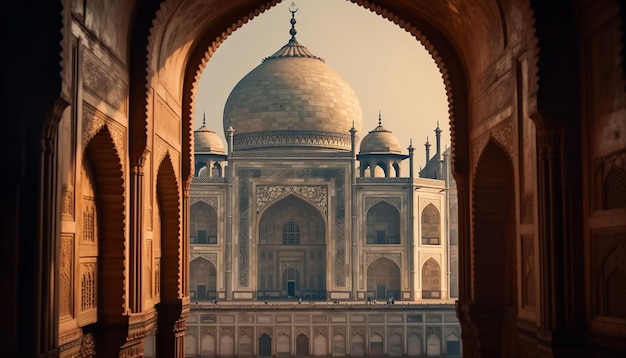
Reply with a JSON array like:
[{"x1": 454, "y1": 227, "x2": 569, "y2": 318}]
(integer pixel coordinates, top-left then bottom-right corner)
[
  {"x1": 289, "y1": 2, "x2": 298, "y2": 41},
  {"x1": 378, "y1": 111, "x2": 382, "y2": 126},
  {"x1": 202, "y1": 111, "x2": 206, "y2": 126}
]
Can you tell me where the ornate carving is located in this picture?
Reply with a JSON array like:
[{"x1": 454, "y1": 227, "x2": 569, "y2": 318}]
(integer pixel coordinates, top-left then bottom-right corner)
[
  {"x1": 82, "y1": 48, "x2": 127, "y2": 114},
  {"x1": 79, "y1": 332, "x2": 96, "y2": 357},
  {"x1": 190, "y1": 251, "x2": 218, "y2": 266},
  {"x1": 365, "y1": 252, "x2": 401, "y2": 267},
  {"x1": 335, "y1": 217, "x2": 345, "y2": 286},
  {"x1": 280, "y1": 262, "x2": 303, "y2": 272},
  {"x1": 521, "y1": 193, "x2": 533, "y2": 224},
  {"x1": 60, "y1": 235, "x2": 73, "y2": 318},
  {"x1": 491, "y1": 117, "x2": 514, "y2": 155},
  {"x1": 81, "y1": 264, "x2": 96, "y2": 311},
  {"x1": 221, "y1": 327, "x2": 234, "y2": 337},
  {"x1": 258, "y1": 326, "x2": 273, "y2": 337},
  {"x1": 295, "y1": 326, "x2": 309, "y2": 336},
  {"x1": 62, "y1": 186, "x2": 73, "y2": 217},
  {"x1": 365, "y1": 197, "x2": 401, "y2": 211},
  {"x1": 201, "y1": 326, "x2": 216, "y2": 336},
  {"x1": 522, "y1": 234, "x2": 536, "y2": 309},
  {"x1": 277, "y1": 327, "x2": 291, "y2": 337},
  {"x1": 408, "y1": 326, "x2": 422, "y2": 336},
  {"x1": 234, "y1": 130, "x2": 353, "y2": 151},
  {"x1": 420, "y1": 199, "x2": 440, "y2": 212},
  {"x1": 426, "y1": 326, "x2": 441, "y2": 338},
  {"x1": 351, "y1": 327, "x2": 364, "y2": 337},
  {"x1": 596, "y1": 151, "x2": 626, "y2": 210},
  {"x1": 190, "y1": 196, "x2": 218, "y2": 209},
  {"x1": 591, "y1": 229, "x2": 626, "y2": 319},
  {"x1": 334, "y1": 327, "x2": 346, "y2": 337},
  {"x1": 257, "y1": 185, "x2": 327, "y2": 215},
  {"x1": 355, "y1": 177, "x2": 411, "y2": 184},
  {"x1": 82, "y1": 205, "x2": 95, "y2": 242},
  {"x1": 389, "y1": 327, "x2": 403, "y2": 336},
  {"x1": 239, "y1": 327, "x2": 253, "y2": 337},
  {"x1": 314, "y1": 327, "x2": 327, "y2": 337},
  {"x1": 370, "y1": 327, "x2": 384, "y2": 338},
  {"x1": 82, "y1": 104, "x2": 125, "y2": 156}
]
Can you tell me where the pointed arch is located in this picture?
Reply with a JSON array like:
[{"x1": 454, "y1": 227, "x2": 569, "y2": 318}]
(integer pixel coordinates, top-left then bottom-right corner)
[
  {"x1": 190, "y1": 200, "x2": 218, "y2": 244},
  {"x1": 422, "y1": 258, "x2": 442, "y2": 299},
  {"x1": 367, "y1": 257, "x2": 401, "y2": 300},
  {"x1": 472, "y1": 139, "x2": 517, "y2": 354},
  {"x1": 366, "y1": 201, "x2": 401, "y2": 244},
  {"x1": 421, "y1": 203, "x2": 441, "y2": 245},
  {"x1": 83, "y1": 126, "x2": 127, "y2": 349},
  {"x1": 189, "y1": 257, "x2": 216, "y2": 301}
]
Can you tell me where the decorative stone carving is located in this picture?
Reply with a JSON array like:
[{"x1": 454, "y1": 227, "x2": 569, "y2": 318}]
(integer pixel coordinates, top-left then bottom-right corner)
[
  {"x1": 365, "y1": 197, "x2": 401, "y2": 211},
  {"x1": 190, "y1": 251, "x2": 218, "y2": 266},
  {"x1": 82, "y1": 104, "x2": 125, "y2": 157},
  {"x1": 221, "y1": 327, "x2": 234, "y2": 337},
  {"x1": 334, "y1": 327, "x2": 346, "y2": 337},
  {"x1": 408, "y1": 326, "x2": 422, "y2": 335},
  {"x1": 389, "y1": 327, "x2": 403, "y2": 336},
  {"x1": 82, "y1": 48, "x2": 127, "y2": 114},
  {"x1": 370, "y1": 327, "x2": 384, "y2": 337},
  {"x1": 277, "y1": 327, "x2": 291, "y2": 337},
  {"x1": 280, "y1": 262, "x2": 303, "y2": 272},
  {"x1": 201, "y1": 327, "x2": 216, "y2": 336},
  {"x1": 335, "y1": 217, "x2": 345, "y2": 286},
  {"x1": 426, "y1": 326, "x2": 441, "y2": 338},
  {"x1": 60, "y1": 234, "x2": 73, "y2": 318},
  {"x1": 420, "y1": 199, "x2": 440, "y2": 212},
  {"x1": 79, "y1": 332, "x2": 96, "y2": 357},
  {"x1": 491, "y1": 117, "x2": 514, "y2": 155},
  {"x1": 351, "y1": 327, "x2": 364, "y2": 336},
  {"x1": 81, "y1": 264, "x2": 96, "y2": 311},
  {"x1": 591, "y1": 229, "x2": 626, "y2": 318},
  {"x1": 365, "y1": 252, "x2": 401, "y2": 267},
  {"x1": 191, "y1": 197, "x2": 218, "y2": 210},
  {"x1": 239, "y1": 327, "x2": 253, "y2": 337},
  {"x1": 257, "y1": 185, "x2": 328, "y2": 215},
  {"x1": 234, "y1": 130, "x2": 352, "y2": 151},
  {"x1": 62, "y1": 186, "x2": 73, "y2": 217},
  {"x1": 522, "y1": 234, "x2": 536, "y2": 308},
  {"x1": 295, "y1": 326, "x2": 309, "y2": 336},
  {"x1": 314, "y1": 327, "x2": 327, "y2": 337}
]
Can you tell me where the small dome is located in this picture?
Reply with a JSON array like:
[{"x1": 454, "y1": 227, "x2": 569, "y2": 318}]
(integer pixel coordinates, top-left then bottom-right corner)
[
  {"x1": 359, "y1": 116, "x2": 402, "y2": 154},
  {"x1": 194, "y1": 124, "x2": 225, "y2": 154}
]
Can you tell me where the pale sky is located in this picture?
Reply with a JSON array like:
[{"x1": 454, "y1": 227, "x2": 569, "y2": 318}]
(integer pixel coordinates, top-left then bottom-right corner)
[{"x1": 194, "y1": 0, "x2": 450, "y2": 169}]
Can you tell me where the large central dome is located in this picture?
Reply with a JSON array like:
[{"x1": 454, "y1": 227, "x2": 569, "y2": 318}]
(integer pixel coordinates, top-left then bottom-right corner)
[{"x1": 223, "y1": 22, "x2": 363, "y2": 152}]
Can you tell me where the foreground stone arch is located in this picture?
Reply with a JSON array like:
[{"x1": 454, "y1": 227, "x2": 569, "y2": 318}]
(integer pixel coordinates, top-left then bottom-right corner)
[{"x1": 4, "y1": 0, "x2": 626, "y2": 357}]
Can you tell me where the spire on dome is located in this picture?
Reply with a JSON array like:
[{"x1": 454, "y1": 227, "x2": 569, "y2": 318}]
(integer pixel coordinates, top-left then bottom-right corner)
[
  {"x1": 262, "y1": 2, "x2": 325, "y2": 62},
  {"x1": 289, "y1": 2, "x2": 298, "y2": 41},
  {"x1": 202, "y1": 111, "x2": 206, "y2": 126},
  {"x1": 378, "y1": 111, "x2": 382, "y2": 126}
]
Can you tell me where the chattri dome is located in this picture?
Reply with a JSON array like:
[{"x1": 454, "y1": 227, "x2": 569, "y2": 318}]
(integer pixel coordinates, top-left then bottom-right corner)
[
  {"x1": 223, "y1": 13, "x2": 362, "y2": 152},
  {"x1": 194, "y1": 117, "x2": 225, "y2": 155},
  {"x1": 359, "y1": 114, "x2": 402, "y2": 154}
]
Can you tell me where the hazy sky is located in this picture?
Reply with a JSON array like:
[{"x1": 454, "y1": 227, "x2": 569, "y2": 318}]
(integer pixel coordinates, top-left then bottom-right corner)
[{"x1": 194, "y1": 0, "x2": 450, "y2": 168}]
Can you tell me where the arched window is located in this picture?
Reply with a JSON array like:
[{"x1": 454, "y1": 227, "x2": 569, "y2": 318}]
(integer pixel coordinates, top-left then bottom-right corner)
[
  {"x1": 421, "y1": 204, "x2": 440, "y2": 245},
  {"x1": 422, "y1": 258, "x2": 441, "y2": 299},
  {"x1": 190, "y1": 201, "x2": 218, "y2": 244},
  {"x1": 366, "y1": 201, "x2": 401, "y2": 244},
  {"x1": 282, "y1": 221, "x2": 300, "y2": 245}
]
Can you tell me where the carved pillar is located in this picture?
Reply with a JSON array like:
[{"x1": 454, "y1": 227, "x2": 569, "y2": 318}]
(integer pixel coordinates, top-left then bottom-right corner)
[
  {"x1": 225, "y1": 157, "x2": 234, "y2": 299},
  {"x1": 350, "y1": 126, "x2": 358, "y2": 299},
  {"x1": 454, "y1": 177, "x2": 481, "y2": 357},
  {"x1": 39, "y1": 104, "x2": 66, "y2": 356},
  {"x1": 535, "y1": 116, "x2": 583, "y2": 356},
  {"x1": 130, "y1": 155, "x2": 146, "y2": 312},
  {"x1": 157, "y1": 297, "x2": 190, "y2": 357}
]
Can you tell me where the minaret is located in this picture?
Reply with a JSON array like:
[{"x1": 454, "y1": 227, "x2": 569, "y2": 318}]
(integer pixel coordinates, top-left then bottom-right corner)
[
  {"x1": 408, "y1": 139, "x2": 415, "y2": 180},
  {"x1": 435, "y1": 121, "x2": 442, "y2": 158},
  {"x1": 425, "y1": 136, "x2": 431, "y2": 163},
  {"x1": 227, "y1": 123, "x2": 235, "y2": 155}
]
